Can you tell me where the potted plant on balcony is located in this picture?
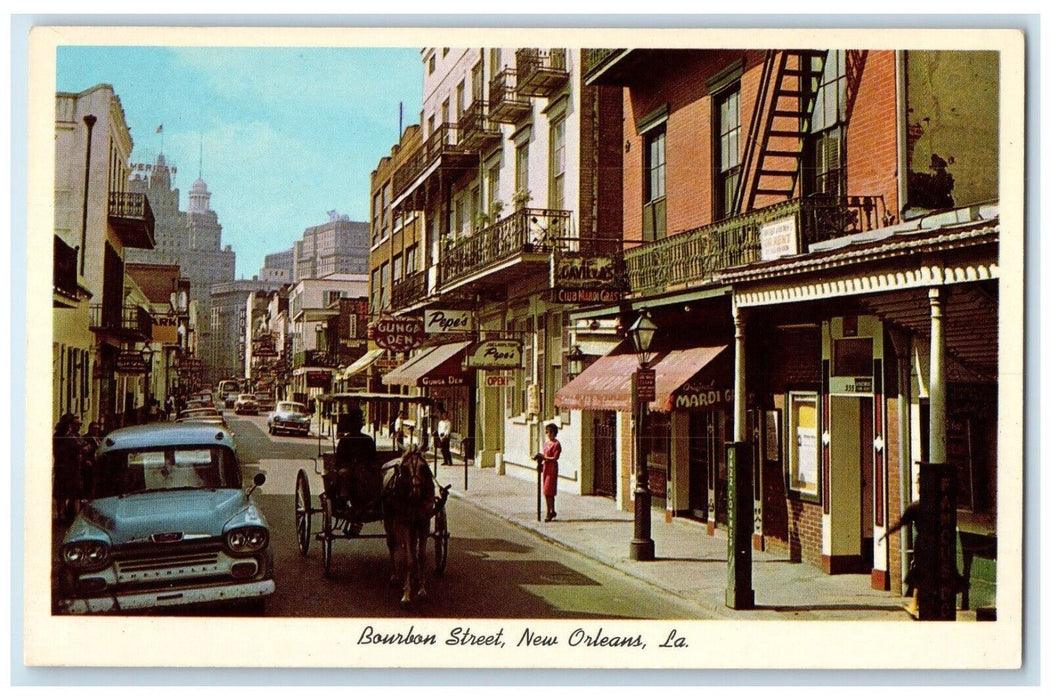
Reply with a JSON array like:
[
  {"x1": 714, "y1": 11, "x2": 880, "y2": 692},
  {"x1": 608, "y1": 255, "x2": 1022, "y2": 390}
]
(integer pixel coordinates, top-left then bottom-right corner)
[
  {"x1": 474, "y1": 211, "x2": 490, "y2": 230},
  {"x1": 512, "y1": 188, "x2": 532, "y2": 211},
  {"x1": 490, "y1": 199, "x2": 505, "y2": 220}
]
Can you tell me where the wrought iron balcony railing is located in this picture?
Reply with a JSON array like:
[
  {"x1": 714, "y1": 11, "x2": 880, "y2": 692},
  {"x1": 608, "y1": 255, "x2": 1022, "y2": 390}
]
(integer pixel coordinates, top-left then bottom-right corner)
[
  {"x1": 626, "y1": 194, "x2": 888, "y2": 296},
  {"x1": 582, "y1": 48, "x2": 627, "y2": 81},
  {"x1": 89, "y1": 303, "x2": 153, "y2": 339},
  {"x1": 459, "y1": 101, "x2": 503, "y2": 151},
  {"x1": 107, "y1": 191, "x2": 155, "y2": 249},
  {"x1": 488, "y1": 68, "x2": 532, "y2": 123},
  {"x1": 53, "y1": 235, "x2": 79, "y2": 302},
  {"x1": 391, "y1": 123, "x2": 470, "y2": 198},
  {"x1": 515, "y1": 49, "x2": 569, "y2": 97},
  {"x1": 440, "y1": 208, "x2": 572, "y2": 285},
  {"x1": 391, "y1": 269, "x2": 429, "y2": 311}
]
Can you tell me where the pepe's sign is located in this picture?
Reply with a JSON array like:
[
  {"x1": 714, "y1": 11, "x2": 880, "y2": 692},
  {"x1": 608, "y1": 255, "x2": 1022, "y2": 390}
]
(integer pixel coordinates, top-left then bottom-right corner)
[
  {"x1": 425, "y1": 309, "x2": 474, "y2": 334},
  {"x1": 463, "y1": 340, "x2": 523, "y2": 370},
  {"x1": 369, "y1": 316, "x2": 425, "y2": 352}
]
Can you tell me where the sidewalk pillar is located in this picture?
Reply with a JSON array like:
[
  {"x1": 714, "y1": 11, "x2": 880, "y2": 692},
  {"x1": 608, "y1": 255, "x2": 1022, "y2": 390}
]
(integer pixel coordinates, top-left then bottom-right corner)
[
  {"x1": 916, "y1": 461, "x2": 958, "y2": 621},
  {"x1": 726, "y1": 440, "x2": 755, "y2": 609},
  {"x1": 726, "y1": 301, "x2": 754, "y2": 609}
]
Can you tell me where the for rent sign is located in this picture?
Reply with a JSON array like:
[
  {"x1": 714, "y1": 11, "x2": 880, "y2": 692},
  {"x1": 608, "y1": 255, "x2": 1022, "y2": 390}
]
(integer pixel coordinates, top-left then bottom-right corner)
[{"x1": 369, "y1": 316, "x2": 426, "y2": 352}]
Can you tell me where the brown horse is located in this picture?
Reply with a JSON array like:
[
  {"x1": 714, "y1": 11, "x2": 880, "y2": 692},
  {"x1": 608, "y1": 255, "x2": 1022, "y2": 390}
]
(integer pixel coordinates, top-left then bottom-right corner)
[{"x1": 381, "y1": 447, "x2": 437, "y2": 607}]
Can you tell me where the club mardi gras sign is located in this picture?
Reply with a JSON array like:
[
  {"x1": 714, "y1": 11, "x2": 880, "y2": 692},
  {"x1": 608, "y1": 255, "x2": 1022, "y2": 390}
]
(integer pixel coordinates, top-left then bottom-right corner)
[
  {"x1": 551, "y1": 252, "x2": 623, "y2": 304},
  {"x1": 369, "y1": 315, "x2": 426, "y2": 352}
]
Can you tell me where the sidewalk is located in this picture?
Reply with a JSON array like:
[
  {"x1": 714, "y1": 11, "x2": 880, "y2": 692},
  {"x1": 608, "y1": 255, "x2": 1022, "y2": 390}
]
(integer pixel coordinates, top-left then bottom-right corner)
[{"x1": 446, "y1": 462, "x2": 925, "y2": 621}]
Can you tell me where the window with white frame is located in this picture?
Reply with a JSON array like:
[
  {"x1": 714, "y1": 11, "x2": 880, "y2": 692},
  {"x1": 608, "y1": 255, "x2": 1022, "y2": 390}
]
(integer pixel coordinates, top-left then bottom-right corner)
[
  {"x1": 549, "y1": 118, "x2": 567, "y2": 211},
  {"x1": 715, "y1": 84, "x2": 741, "y2": 219},
  {"x1": 642, "y1": 126, "x2": 666, "y2": 241}
]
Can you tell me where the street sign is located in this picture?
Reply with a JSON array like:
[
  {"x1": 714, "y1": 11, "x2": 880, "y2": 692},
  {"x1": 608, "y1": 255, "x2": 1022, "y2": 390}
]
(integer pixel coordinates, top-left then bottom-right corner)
[{"x1": 635, "y1": 368, "x2": 656, "y2": 402}]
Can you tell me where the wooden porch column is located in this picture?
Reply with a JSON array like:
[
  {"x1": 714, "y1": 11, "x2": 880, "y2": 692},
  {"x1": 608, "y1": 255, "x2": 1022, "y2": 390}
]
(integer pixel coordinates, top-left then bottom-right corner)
[{"x1": 928, "y1": 288, "x2": 947, "y2": 464}]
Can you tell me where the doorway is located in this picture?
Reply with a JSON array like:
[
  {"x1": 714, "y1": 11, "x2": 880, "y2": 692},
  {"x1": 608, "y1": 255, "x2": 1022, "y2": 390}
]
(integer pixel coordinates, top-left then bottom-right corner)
[
  {"x1": 828, "y1": 395, "x2": 875, "y2": 572},
  {"x1": 592, "y1": 411, "x2": 617, "y2": 497}
]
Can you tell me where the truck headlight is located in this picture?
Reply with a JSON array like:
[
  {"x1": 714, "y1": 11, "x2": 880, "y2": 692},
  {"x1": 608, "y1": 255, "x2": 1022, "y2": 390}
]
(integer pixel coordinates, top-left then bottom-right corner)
[
  {"x1": 62, "y1": 540, "x2": 111, "y2": 571},
  {"x1": 225, "y1": 526, "x2": 269, "y2": 553}
]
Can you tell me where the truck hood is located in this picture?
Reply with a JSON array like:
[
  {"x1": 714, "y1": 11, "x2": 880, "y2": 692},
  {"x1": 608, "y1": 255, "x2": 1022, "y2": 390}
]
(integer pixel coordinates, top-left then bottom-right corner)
[{"x1": 77, "y1": 489, "x2": 255, "y2": 546}]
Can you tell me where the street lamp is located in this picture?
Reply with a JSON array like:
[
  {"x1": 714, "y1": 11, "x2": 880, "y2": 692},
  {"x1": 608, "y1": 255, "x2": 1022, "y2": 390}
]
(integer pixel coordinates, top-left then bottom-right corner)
[
  {"x1": 140, "y1": 346, "x2": 155, "y2": 422},
  {"x1": 566, "y1": 344, "x2": 585, "y2": 379},
  {"x1": 628, "y1": 310, "x2": 657, "y2": 561}
]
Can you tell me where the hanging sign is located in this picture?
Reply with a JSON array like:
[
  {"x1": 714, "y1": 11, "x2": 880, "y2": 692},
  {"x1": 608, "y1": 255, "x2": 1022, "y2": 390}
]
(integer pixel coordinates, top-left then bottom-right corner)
[
  {"x1": 463, "y1": 340, "x2": 523, "y2": 370},
  {"x1": 551, "y1": 253, "x2": 624, "y2": 304},
  {"x1": 424, "y1": 309, "x2": 474, "y2": 334},
  {"x1": 635, "y1": 368, "x2": 656, "y2": 402},
  {"x1": 152, "y1": 314, "x2": 179, "y2": 344},
  {"x1": 116, "y1": 351, "x2": 148, "y2": 374},
  {"x1": 369, "y1": 315, "x2": 425, "y2": 352}
]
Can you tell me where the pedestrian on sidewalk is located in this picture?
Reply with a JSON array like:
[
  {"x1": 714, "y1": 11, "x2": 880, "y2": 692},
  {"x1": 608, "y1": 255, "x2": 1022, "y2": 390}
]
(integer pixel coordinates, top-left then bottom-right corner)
[
  {"x1": 436, "y1": 410, "x2": 453, "y2": 466},
  {"x1": 536, "y1": 422, "x2": 562, "y2": 522}
]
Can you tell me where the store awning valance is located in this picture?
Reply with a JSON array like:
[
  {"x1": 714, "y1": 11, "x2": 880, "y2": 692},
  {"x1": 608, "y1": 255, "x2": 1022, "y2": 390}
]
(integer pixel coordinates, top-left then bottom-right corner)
[
  {"x1": 555, "y1": 343, "x2": 731, "y2": 413},
  {"x1": 382, "y1": 341, "x2": 473, "y2": 387},
  {"x1": 342, "y1": 348, "x2": 386, "y2": 379}
]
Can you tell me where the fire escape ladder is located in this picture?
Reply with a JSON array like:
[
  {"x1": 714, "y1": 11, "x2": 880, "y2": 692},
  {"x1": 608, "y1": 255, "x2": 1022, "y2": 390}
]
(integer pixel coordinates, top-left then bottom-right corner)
[{"x1": 733, "y1": 49, "x2": 828, "y2": 215}]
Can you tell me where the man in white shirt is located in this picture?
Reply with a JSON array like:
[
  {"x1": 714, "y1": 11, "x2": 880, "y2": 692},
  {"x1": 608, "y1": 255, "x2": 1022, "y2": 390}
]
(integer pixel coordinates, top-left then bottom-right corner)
[{"x1": 436, "y1": 410, "x2": 453, "y2": 465}]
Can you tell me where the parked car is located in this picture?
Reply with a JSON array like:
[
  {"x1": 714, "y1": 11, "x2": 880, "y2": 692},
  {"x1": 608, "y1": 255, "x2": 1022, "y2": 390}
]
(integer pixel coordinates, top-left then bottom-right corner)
[
  {"x1": 185, "y1": 399, "x2": 215, "y2": 411},
  {"x1": 234, "y1": 394, "x2": 259, "y2": 415},
  {"x1": 189, "y1": 392, "x2": 214, "y2": 405},
  {"x1": 56, "y1": 422, "x2": 275, "y2": 614},
  {"x1": 176, "y1": 407, "x2": 227, "y2": 428},
  {"x1": 267, "y1": 401, "x2": 311, "y2": 436},
  {"x1": 254, "y1": 393, "x2": 275, "y2": 412}
]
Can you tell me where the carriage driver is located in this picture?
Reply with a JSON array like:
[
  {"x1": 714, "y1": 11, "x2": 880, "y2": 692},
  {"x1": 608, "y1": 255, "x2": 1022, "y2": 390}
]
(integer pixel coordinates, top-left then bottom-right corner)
[{"x1": 335, "y1": 408, "x2": 379, "y2": 506}]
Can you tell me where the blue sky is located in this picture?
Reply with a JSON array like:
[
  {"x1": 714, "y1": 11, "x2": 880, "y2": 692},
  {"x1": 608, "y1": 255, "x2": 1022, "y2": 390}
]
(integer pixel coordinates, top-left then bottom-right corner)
[{"x1": 57, "y1": 45, "x2": 423, "y2": 279}]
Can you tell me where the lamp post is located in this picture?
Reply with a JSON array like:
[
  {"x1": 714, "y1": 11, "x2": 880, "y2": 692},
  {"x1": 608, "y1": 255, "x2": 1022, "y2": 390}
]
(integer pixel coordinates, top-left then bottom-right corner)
[
  {"x1": 140, "y1": 346, "x2": 155, "y2": 422},
  {"x1": 566, "y1": 344, "x2": 584, "y2": 379},
  {"x1": 628, "y1": 311, "x2": 657, "y2": 561}
]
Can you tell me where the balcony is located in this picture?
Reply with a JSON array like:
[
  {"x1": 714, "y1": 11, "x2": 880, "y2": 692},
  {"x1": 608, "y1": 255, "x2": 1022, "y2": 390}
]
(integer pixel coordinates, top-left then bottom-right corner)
[
  {"x1": 108, "y1": 192, "x2": 155, "y2": 249},
  {"x1": 515, "y1": 49, "x2": 569, "y2": 97},
  {"x1": 53, "y1": 235, "x2": 86, "y2": 307},
  {"x1": 440, "y1": 208, "x2": 572, "y2": 293},
  {"x1": 626, "y1": 195, "x2": 888, "y2": 297},
  {"x1": 292, "y1": 349, "x2": 337, "y2": 369},
  {"x1": 391, "y1": 123, "x2": 476, "y2": 201},
  {"x1": 391, "y1": 269, "x2": 429, "y2": 312},
  {"x1": 459, "y1": 101, "x2": 503, "y2": 152},
  {"x1": 489, "y1": 68, "x2": 532, "y2": 123},
  {"x1": 89, "y1": 303, "x2": 153, "y2": 340}
]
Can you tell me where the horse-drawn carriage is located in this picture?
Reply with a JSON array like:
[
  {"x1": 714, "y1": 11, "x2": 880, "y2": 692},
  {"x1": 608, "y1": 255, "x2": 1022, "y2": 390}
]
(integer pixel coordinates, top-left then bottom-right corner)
[{"x1": 293, "y1": 393, "x2": 449, "y2": 604}]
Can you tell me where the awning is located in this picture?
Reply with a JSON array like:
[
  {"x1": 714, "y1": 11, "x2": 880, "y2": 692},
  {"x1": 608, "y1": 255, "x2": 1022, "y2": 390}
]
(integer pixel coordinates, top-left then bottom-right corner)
[
  {"x1": 382, "y1": 341, "x2": 473, "y2": 387},
  {"x1": 342, "y1": 348, "x2": 386, "y2": 379},
  {"x1": 555, "y1": 343, "x2": 731, "y2": 413}
]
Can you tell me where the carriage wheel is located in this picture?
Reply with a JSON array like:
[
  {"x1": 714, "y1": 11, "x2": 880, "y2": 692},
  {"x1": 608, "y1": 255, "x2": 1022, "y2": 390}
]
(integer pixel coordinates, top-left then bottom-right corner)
[
  {"x1": 321, "y1": 496, "x2": 334, "y2": 578},
  {"x1": 294, "y1": 469, "x2": 312, "y2": 556},
  {"x1": 433, "y1": 513, "x2": 449, "y2": 575}
]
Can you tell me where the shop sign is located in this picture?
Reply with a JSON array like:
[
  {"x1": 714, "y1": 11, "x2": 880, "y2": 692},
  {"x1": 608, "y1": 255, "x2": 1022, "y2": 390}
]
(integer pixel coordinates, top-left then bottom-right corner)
[
  {"x1": 424, "y1": 309, "x2": 474, "y2": 334},
  {"x1": 759, "y1": 216, "x2": 798, "y2": 261},
  {"x1": 551, "y1": 253, "x2": 619, "y2": 289},
  {"x1": 552, "y1": 288, "x2": 622, "y2": 304},
  {"x1": 635, "y1": 368, "x2": 656, "y2": 402},
  {"x1": 673, "y1": 385, "x2": 733, "y2": 410},
  {"x1": 527, "y1": 383, "x2": 540, "y2": 415},
  {"x1": 306, "y1": 370, "x2": 330, "y2": 388},
  {"x1": 369, "y1": 316, "x2": 425, "y2": 352},
  {"x1": 152, "y1": 314, "x2": 179, "y2": 344},
  {"x1": 421, "y1": 375, "x2": 468, "y2": 387},
  {"x1": 116, "y1": 351, "x2": 148, "y2": 374},
  {"x1": 830, "y1": 376, "x2": 873, "y2": 394},
  {"x1": 463, "y1": 340, "x2": 523, "y2": 370},
  {"x1": 375, "y1": 358, "x2": 400, "y2": 372},
  {"x1": 485, "y1": 374, "x2": 514, "y2": 387}
]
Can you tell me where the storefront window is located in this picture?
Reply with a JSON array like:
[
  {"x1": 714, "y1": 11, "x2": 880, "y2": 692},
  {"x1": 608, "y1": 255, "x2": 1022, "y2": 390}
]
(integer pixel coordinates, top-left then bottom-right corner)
[{"x1": 787, "y1": 392, "x2": 820, "y2": 499}]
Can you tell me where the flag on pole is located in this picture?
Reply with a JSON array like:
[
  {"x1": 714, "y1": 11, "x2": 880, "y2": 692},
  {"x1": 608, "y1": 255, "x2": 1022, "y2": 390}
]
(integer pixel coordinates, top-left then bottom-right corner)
[{"x1": 156, "y1": 124, "x2": 163, "y2": 134}]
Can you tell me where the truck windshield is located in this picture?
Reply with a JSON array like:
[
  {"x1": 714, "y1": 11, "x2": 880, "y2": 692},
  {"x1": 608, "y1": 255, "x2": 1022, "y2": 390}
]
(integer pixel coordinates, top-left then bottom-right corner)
[{"x1": 93, "y1": 446, "x2": 240, "y2": 497}]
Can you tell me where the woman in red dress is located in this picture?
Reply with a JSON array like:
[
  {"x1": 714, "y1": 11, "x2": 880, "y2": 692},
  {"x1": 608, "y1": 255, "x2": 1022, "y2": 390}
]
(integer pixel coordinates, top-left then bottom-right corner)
[{"x1": 539, "y1": 423, "x2": 562, "y2": 521}]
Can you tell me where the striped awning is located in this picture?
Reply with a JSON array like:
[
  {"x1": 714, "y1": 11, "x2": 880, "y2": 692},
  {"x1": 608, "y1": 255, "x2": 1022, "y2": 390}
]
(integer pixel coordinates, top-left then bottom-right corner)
[{"x1": 555, "y1": 343, "x2": 731, "y2": 413}]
